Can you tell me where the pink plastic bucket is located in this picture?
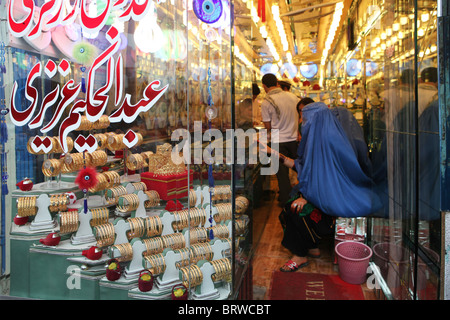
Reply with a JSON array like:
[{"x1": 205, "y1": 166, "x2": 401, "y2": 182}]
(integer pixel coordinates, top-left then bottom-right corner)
[{"x1": 335, "y1": 241, "x2": 373, "y2": 284}]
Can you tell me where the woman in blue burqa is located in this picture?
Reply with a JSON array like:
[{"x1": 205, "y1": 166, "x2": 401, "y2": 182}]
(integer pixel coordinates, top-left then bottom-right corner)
[{"x1": 261, "y1": 102, "x2": 382, "y2": 272}]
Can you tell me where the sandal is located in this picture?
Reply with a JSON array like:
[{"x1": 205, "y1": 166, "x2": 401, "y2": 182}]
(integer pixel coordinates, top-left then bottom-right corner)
[{"x1": 280, "y1": 260, "x2": 309, "y2": 272}]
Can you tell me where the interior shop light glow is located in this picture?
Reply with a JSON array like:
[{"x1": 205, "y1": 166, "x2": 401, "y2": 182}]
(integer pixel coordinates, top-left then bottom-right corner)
[{"x1": 321, "y1": 2, "x2": 343, "y2": 65}]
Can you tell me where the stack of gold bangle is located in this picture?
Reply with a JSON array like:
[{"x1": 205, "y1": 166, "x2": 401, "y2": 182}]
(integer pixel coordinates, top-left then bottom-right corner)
[
  {"x1": 102, "y1": 171, "x2": 121, "y2": 188},
  {"x1": 207, "y1": 224, "x2": 229, "y2": 240},
  {"x1": 92, "y1": 115, "x2": 110, "y2": 129},
  {"x1": 106, "y1": 134, "x2": 125, "y2": 151},
  {"x1": 190, "y1": 243, "x2": 213, "y2": 263},
  {"x1": 189, "y1": 227, "x2": 208, "y2": 245},
  {"x1": 62, "y1": 153, "x2": 85, "y2": 173},
  {"x1": 144, "y1": 190, "x2": 160, "y2": 208},
  {"x1": 130, "y1": 182, "x2": 147, "y2": 191},
  {"x1": 175, "y1": 247, "x2": 192, "y2": 269},
  {"x1": 105, "y1": 185, "x2": 127, "y2": 205},
  {"x1": 144, "y1": 253, "x2": 166, "y2": 276},
  {"x1": 49, "y1": 194, "x2": 69, "y2": 212},
  {"x1": 87, "y1": 150, "x2": 108, "y2": 167},
  {"x1": 144, "y1": 216, "x2": 163, "y2": 237},
  {"x1": 89, "y1": 172, "x2": 108, "y2": 192},
  {"x1": 188, "y1": 189, "x2": 197, "y2": 206},
  {"x1": 172, "y1": 210, "x2": 190, "y2": 232},
  {"x1": 126, "y1": 217, "x2": 146, "y2": 240},
  {"x1": 161, "y1": 233, "x2": 185, "y2": 250},
  {"x1": 59, "y1": 210, "x2": 79, "y2": 234},
  {"x1": 214, "y1": 203, "x2": 232, "y2": 223},
  {"x1": 110, "y1": 242, "x2": 133, "y2": 262},
  {"x1": 17, "y1": 196, "x2": 37, "y2": 217},
  {"x1": 116, "y1": 194, "x2": 139, "y2": 213},
  {"x1": 140, "y1": 151, "x2": 153, "y2": 168},
  {"x1": 235, "y1": 196, "x2": 249, "y2": 214},
  {"x1": 94, "y1": 222, "x2": 115, "y2": 247},
  {"x1": 212, "y1": 185, "x2": 231, "y2": 201},
  {"x1": 77, "y1": 116, "x2": 94, "y2": 131},
  {"x1": 93, "y1": 133, "x2": 108, "y2": 149},
  {"x1": 180, "y1": 264, "x2": 203, "y2": 288},
  {"x1": 51, "y1": 136, "x2": 74, "y2": 154},
  {"x1": 142, "y1": 237, "x2": 164, "y2": 256},
  {"x1": 126, "y1": 153, "x2": 145, "y2": 171},
  {"x1": 210, "y1": 258, "x2": 231, "y2": 282},
  {"x1": 90, "y1": 207, "x2": 110, "y2": 226},
  {"x1": 42, "y1": 159, "x2": 62, "y2": 177}
]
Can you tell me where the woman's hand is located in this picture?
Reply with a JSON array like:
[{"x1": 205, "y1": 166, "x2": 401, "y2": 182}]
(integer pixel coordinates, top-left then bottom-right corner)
[{"x1": 290, "y1": 197, "x2": 307, "y2": 214}]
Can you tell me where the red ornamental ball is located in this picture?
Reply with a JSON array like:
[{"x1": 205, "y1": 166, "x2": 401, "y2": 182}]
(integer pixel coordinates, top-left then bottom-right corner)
[
  {"x1": 313, "y1": 84, "x2": 321, "y2": 90},
  {"x1": 303, "y1": 80, "x2": 311, "y2": 87},
  {"x1": 75, "y1": 167, "x2": 98, "y2": 191}
]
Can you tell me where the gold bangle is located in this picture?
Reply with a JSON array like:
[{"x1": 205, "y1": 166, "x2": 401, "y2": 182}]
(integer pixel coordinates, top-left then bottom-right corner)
[
  {"x1": 144, "y1": 216, "x2": 163, "y2": 237},
  {"x1": 126, "y1": 217, "x2": 146, "y2": 240},
  {"x1": 180, "y1": 264, "x2": 203, "y2": 288},
  {"x1": 93, "y1": 115, "x2": 110, "y2": 130},
  {"x1": 19, "y1": 196, "x2": 37, "y2": 217},
  {"x1": 111, "y1": 242, "x2": 133, "y2": 262},
  {"x1": 142, "y1": 237, "x2": 164, "y2": 256},
  {"x1": 144, "y1": 190, "x2": 160, "y2": 208},
  {"x1": 42, "y1": 159, "x2": 62, "y2": 177},
  {"x1": 77, "y1": 116, "x2": 94, "y2": 131},
  {"x1": 90, "y1": 207, "x2": 109, "y2": 226},
  {"x1": 94, "y1": 222, "x2": 115, "y2": 247},
  {"x1": 59, "y1": 210, "x2": 79, "y2": 234},
  {"x1": 103, "y1": 171, "x2": 121, "y2": 188},
  {"x1": 144, "y1": 253, "x2": 166, "y2": 275}
]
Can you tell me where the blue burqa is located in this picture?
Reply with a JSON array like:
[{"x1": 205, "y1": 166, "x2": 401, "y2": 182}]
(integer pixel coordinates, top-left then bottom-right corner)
[{"x1": 293, "y1": 102, "x2": 382, "y2": 217}]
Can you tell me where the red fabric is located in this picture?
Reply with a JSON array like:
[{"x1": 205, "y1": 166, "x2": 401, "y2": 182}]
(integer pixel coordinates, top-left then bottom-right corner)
[{"x1": 269, "y1": 272, "x2": 365, "y2": 300}]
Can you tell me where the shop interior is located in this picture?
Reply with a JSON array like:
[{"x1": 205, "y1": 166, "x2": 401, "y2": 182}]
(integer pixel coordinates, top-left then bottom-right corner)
[{"x1": 0, "y1": 0, "x2": 440, "y2": 300}]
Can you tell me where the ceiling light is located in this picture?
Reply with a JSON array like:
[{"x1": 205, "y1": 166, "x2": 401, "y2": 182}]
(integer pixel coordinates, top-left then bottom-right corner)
[{"x1": 421, "y1": 12, "x2": 430, "y2": 22}]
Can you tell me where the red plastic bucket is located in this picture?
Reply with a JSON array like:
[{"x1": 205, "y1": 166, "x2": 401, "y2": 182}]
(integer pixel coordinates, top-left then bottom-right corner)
[{"x1": 335, "y1": 241, "x2": 372, "y2": 284}]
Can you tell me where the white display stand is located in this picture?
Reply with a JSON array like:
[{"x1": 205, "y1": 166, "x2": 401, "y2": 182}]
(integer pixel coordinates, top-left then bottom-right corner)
[
  {"x1": 71, "y1": 209, "x2": 96, "y2": 245},
  {"x1": 29, "y1": 194, "x2": 57, "y2": 231},
  {"x1": 191, "y1": 260, "x2": 220, "y2": 300}
]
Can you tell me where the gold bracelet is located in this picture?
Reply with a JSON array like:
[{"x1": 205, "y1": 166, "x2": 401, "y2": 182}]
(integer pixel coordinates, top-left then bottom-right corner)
[
  {"x1": 93, "y1": 115, "x2": 110, "y2": 130},
  {"x1": 144, "y1": 190, "x2": 160, "y2": 208},
  {"x1": 103, "y1": 171, "x2": 121, "y2": 188},
  {"x1": 94, "y1": 222, "x2": 115, "y2": 247},
  {"x1": 180, "y1": 264, "x2": 203, "y2": 288},
  {"x1": 126, "y1": 154, "x2": 145, "y2": 171},
  {"x1": 144, "y1": 216, "x2": 163, "y2": 237},
  {"x1": 144, "y1": 253, "x2": 166, "y2": 275},
  {"x1": 59, "y1": 210, "x2": 79, "y2": 234},
  {"x1": 17, "y1": 196, "x2": 37, "y2": 217},
  {"x1": 77, "y1": 116, "x2": 94, "y2": 131},
  {"x1": 162, "y1": 233, "x2": 185, "y2": 250},
  {"x1": 116, "y1": 194, "x2": 139, "y2": 212},
  {"x1": 105, "y1": 185, "x2": 127, "y2": 205},
  {"x1": 42, "y1": 159, "x2": 62, "y2": 177},
  {"x1": 142, "y1": 237, "x2": 164, "y2": 256},
  {"x1": 126, "y1": 217, "x2": 146, "y2": 240},
  {"x1": 90, "y1": 207, "x2": 109, "y2": 226},
  {"x1": 110, "y1": 242, "x2": 133, "y2": 262}
]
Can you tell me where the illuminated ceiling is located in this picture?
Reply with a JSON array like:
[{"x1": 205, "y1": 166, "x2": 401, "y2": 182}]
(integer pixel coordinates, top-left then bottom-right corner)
[{"x1": 235, "y1": 0, "x2": 353, "y2": 78}]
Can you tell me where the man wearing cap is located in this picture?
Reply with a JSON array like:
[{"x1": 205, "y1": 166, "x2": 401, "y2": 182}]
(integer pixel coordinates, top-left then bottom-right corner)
[
  {"x1": 261, "y1": 73, "x2": 299, "y2": 206},
  {"x1": 418, "y1": 67, "x2": 438, "y2": 116}
]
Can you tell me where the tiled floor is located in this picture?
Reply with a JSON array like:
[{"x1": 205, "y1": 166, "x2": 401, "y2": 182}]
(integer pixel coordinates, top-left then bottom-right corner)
[{"x1": 251, "y1": 179, "x2": 377, "y2": 300}]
